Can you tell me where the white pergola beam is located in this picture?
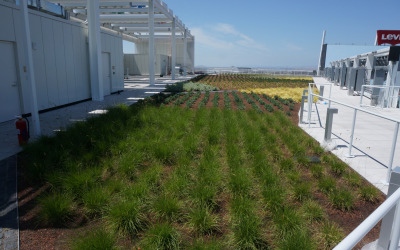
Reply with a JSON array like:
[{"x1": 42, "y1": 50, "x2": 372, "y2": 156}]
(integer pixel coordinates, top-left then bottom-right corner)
[
  {"x1": 100, "y1": 13, "x2": 166, "y2": 19},
  {"x1": 171, "y1": 17, "x2": 176, "y2": 80},
  {"x1": 183, "y1": 28, "x2": 187, "y2": 76},
  {"x1": 51, "y1": 0, "x2": 193, "y2": 38},
  {"x1": 49, "y1": 1, "x2": 148, "y2": 4},
  {"x1": 132, "y1": 35, "x2": 185, "y2": 39},
  {"x1": 112, "y1": 23, "x2": 172, "y2": 28},
  {"x1": 87, "y1": 0, "x2": 104, "y2": 101},
  {"x1": 21, "y1": 0, "x2": 41, "y2": 136},
  {"x1": 73, "y1": 8, "x2": 162, "y2": 14},
  {"x1": 121, "y1": 27, "x2": 171, "y2": 31},
  {"x1": 148, "y1": 0, "x2": 155, "y2": 85}
]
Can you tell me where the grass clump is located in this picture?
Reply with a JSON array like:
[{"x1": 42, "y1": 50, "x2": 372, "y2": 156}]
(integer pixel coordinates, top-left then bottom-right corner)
[
  {"x1": 359, "y1": 186, "x2": 379, "y2": 202},
  {"x1": 198, "y1": 91, "x2": 210, "y2": 108},
  {"x1": 293, "y1": 182, "x2": 312, "y2": 201},
  {"x1": 310, "y1": 164, "x2": 324, "y2": 179},
  {"x1": 212, "y1": 92, "x2": 220, "y2": 107},
  {"x1": 224, "y1": 91, "x2": 231, "y2": 109},
  {"x1": 82, "y1": 187, "x2": 110, "y2": 216},
  {"x1": 70, "y1": 229, "x2": 115, "y2": 250},
  {"x1": 38, "y1": 193, "x2": 74, "y2": 226},
  {"x1": 153, "y1": 195, "x2": 181, "y2": 220},
  {"x1": 142, "y1": 223, "x2": 180, "y2": 250},
  {"x1": 329, "y1": 189, "x2": 355, "y2": 211},
  {"x1": 344, "y1": 171, "x2": 362, "y2": 187},
  {"x1": 330, "y1": 161, "x2": 347, "y2": 175},
  {"x1": 301, "y1": 200, "x2": 325, "y2": 222},
  {"x1": 279, "y1": 230, "x2": 314, "y2": 250},
  {"x1": 186, "y1": 92, "x2": 201, "y2": 109},
  {"x1": 273, "y1": 207, "x2": 302, "y2": 235},
  {"x1": 106, "y1": 199, "x2": 146, "y2": 236},
  {"x1": 318, "y1": 176, "x2": 336, "y2": 194},
  {"x1": 188, "y1": 206, "x2": 219, "y2": 235},
  {"x1": 316, "y1": 221, "x2": 345, "y2": 249}
]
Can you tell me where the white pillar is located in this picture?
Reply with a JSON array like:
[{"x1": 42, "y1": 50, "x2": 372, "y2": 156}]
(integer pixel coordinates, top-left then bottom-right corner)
[
  {"x1": 87, "y1": 0, "x2": 103, "y2": 101},
  {"x1": 366, "y1": 54, "x2": 375, "y2": 80},
  {"x1": 353, "y1": 58, "x2": 359, "y2": 68},
  {"x1": 317, "y1": 30, "x2": 326, "y2": 76},
  {"x1": 386, "y1": 61, "x2": 399, "y2": 107},
  {"x1": 183, "y1": 29, "x2": 187, "y2": 76},
  {"x1": 192, "y1": 36, "x2": 195, "y2": 74},
  {"x1": 20, "y1": 0, "x2": 41, "y2": 136},
  {"x1": 171, "y1": 18, "x2": 176, "y2": 80},
  {"x1": 148, "y1": 0, "x2": 155, "y2": 85}
]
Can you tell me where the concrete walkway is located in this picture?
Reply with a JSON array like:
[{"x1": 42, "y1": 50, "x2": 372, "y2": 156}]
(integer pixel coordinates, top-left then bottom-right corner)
[{"x1": 300, "y1": 77, "x2": 400, "y2": 194}]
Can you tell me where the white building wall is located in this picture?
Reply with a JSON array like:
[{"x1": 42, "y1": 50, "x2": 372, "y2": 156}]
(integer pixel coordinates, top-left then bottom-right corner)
[
  {"x1": 0, "y1": 2, "x2": 123, "y2": 117},
  {"x1": 132, "y1": 38, "x2": 194, "y2": 74},
  {"x1": 124, "y1": 54, "x2": 169, "y2": 75}
]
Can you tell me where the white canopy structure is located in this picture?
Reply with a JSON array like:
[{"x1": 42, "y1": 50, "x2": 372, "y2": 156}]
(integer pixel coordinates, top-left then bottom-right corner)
[{"x1": 47, "y1": 0, "x2": 194, "y2": 92}]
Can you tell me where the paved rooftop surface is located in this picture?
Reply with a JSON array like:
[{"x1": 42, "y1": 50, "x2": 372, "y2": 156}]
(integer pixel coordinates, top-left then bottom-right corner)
[{"x1": 300, "y1": 77, "x2": 400, "y2": 194}]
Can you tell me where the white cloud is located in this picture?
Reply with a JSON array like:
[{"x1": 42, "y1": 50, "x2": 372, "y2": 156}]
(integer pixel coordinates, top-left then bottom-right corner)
[
  {"x1": 191, "y1": 24, "x2": 270, "y2": 67},
  {"x1": 192, "y1": 23, "x2": 267, "y2": 52},
  {"x1": 191, "y1": 27, "x2": 235, "y2": 50}
]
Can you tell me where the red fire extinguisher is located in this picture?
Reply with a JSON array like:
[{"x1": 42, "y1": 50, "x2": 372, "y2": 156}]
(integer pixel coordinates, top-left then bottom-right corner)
[{"x1": 16, "y1": 116, "x2": 30, "y2": 146}]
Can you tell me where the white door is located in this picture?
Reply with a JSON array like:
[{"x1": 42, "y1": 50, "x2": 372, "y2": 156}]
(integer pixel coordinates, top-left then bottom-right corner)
[
  {"x1": 0, "y1": 41, "x2": 21, "y2": 123},
  {"x1": 102, "y1": 52, "x2": 111, "y2": 96}
]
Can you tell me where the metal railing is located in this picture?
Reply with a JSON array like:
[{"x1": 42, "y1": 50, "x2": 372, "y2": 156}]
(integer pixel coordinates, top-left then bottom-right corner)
[
  {"x1": 334, "y1": 186, "x2": 400, "y2": 249},
  {"x1": 308, "y1": 83, "x2": 400, "y2": 183}
]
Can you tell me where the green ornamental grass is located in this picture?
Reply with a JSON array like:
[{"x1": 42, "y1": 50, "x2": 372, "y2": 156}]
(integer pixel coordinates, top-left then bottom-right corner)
[
  {"x1": 142, "y1": 223, "x2": 180, "y2": 250},
  {"x1": 70, "y1": 229, "x2": 115, "y2": 250},
  {"x1": 38, "y1": 193, "x2": 74, "y2": 226}
]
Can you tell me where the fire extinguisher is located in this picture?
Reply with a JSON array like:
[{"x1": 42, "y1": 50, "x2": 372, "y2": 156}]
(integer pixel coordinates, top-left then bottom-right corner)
[{"x1": 16, "y1": 116, "x2": 30, "y2": 146}]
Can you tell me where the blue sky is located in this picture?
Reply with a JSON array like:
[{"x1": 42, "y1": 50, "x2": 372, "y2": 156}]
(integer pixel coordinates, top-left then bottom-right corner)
[{"x1": 123, "y1": 0, "x2": 398, "y2": 68}]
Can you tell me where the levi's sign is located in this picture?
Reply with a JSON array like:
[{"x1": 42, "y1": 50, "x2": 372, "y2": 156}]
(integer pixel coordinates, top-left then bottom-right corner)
[{"x1": 377, "y1": 30, "x2": 400, "y2": 45}]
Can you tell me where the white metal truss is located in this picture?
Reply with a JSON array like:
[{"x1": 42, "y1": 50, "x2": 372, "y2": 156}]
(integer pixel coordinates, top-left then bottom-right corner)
[{"x1": 47, "y1": 0, "x2": 193, "y2": 40}]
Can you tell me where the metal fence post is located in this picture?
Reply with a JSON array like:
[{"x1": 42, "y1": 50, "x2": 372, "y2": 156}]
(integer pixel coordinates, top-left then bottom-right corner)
[
  {"x1": 308, "y1": 85, "x2": 312, "y2": 128},
  {"x1": 328, "y1": 83, "x2": 332, "y2": 108},
  {"x1": 324, "y1": 108, "x2": 338, "y2": 142},
  {"x1": 386, "y1": 122, "x2": 400, "y2": 184},
  {"x1": 319, "y1": 86, "x2": 325, "y2": 101},
  {"x1": 360, "y1": 85, "x2": 365, "y2": 106},
  {"x1": 346, "y1": 109, "x2": 358, "y2": 158},
  {"x1": 378, "y1": 167, "x2": 400, "y2": 249},
  {"x1": 303, "y1": 89, "x2": 308, "y2": 96},
  {"x1": 300, "y1": 95, "x2": 308, "y2": 124}
]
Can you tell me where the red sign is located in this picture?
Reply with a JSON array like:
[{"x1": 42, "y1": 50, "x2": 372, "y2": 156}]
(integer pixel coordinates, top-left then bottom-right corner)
[{"x1": 377, "y1": 30, "x2": 400, "y2": 45}]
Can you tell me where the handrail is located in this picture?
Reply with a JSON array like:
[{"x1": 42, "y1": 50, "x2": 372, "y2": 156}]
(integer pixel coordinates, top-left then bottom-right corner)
[
  {"x1": 334, "y1": 187, "x2": 400, "y2": 250},
  {"x1": 309, "y1": 92, "x2": 400, "y2": 124},
  {"x1": 308, "y1": 84, "x2": 400, "y2": 183}
]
